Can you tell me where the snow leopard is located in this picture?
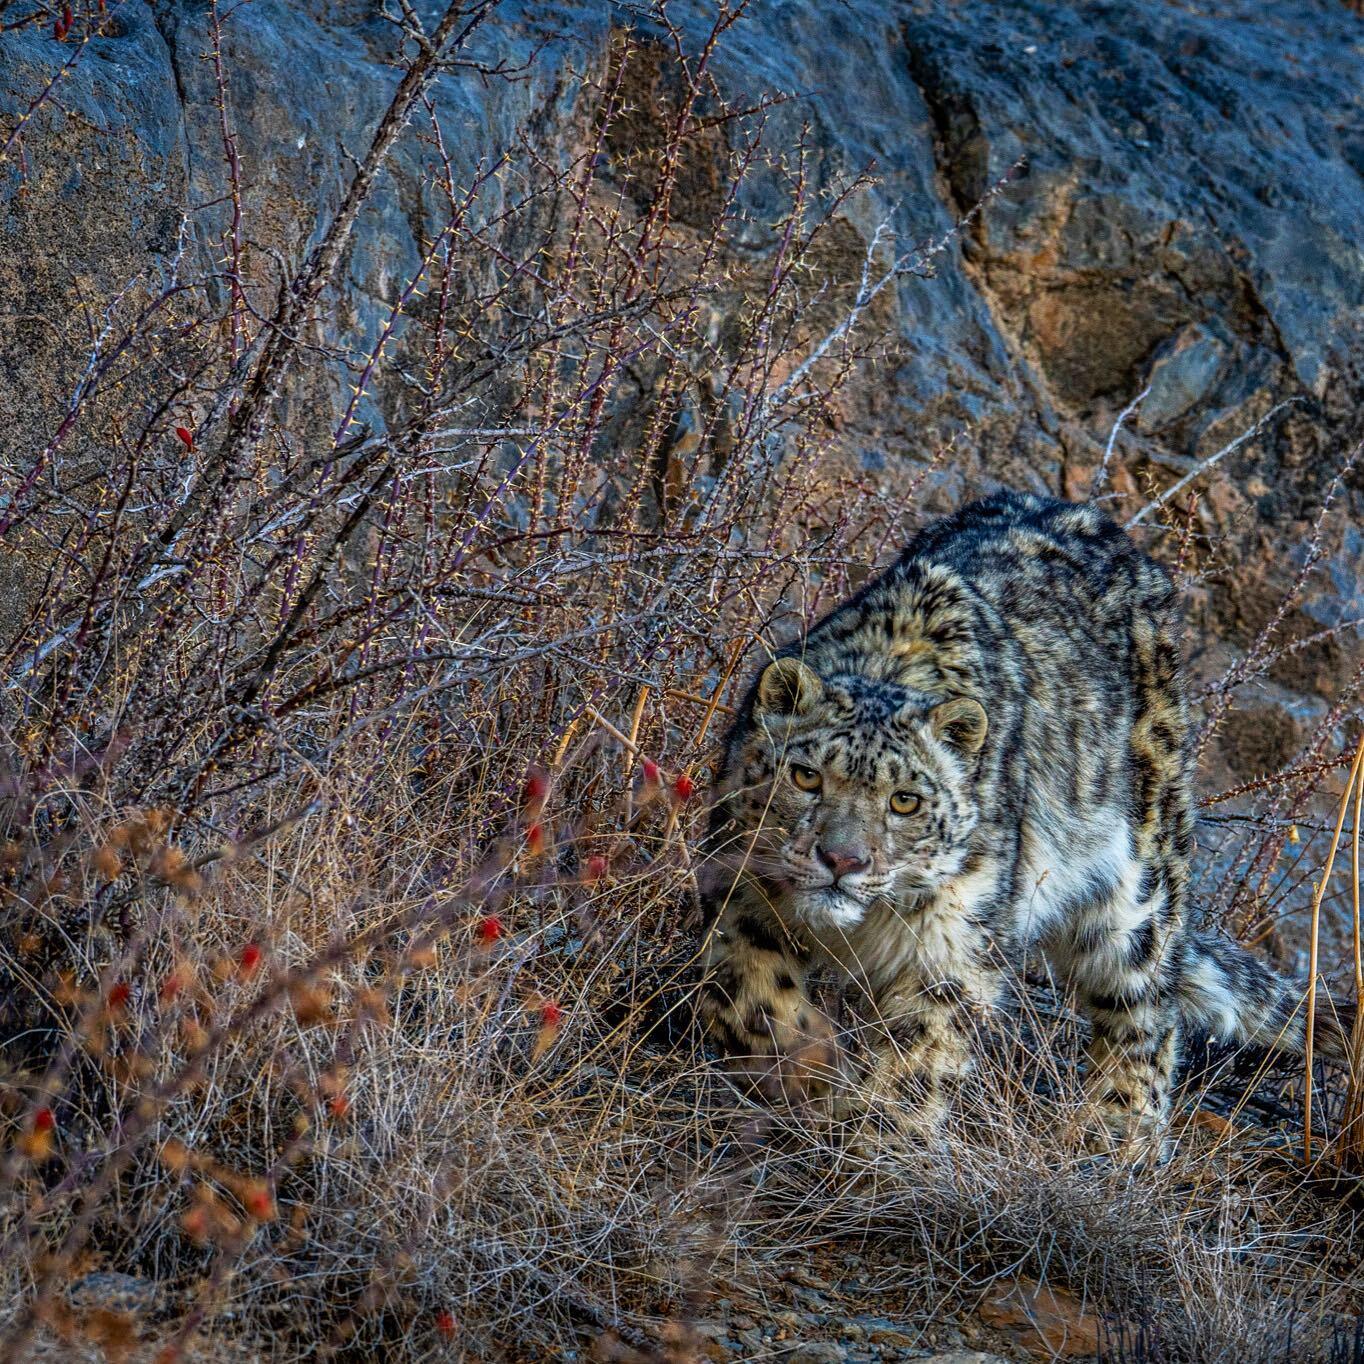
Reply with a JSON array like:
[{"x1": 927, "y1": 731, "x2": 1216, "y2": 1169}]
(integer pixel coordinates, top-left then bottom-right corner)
[{"x1": 698, "y1": 490, "x2": 1347, "y2": 1151}]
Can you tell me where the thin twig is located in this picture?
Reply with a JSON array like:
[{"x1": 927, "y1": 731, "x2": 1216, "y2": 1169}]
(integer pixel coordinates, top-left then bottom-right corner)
[
  {"x1": 1125, "y1": 398, "x2": 1303, "y2": 528},
  {"x1": 1089, "y1": 385, "x2": 1150, "y2": 499}
]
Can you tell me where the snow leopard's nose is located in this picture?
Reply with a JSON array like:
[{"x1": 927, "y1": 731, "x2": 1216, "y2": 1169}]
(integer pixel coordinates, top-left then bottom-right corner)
[{"x1": 816, "y1": 843, "x2": 871, "y2": 881}]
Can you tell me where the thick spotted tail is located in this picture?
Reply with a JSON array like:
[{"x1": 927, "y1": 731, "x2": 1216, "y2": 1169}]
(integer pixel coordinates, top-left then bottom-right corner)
[{"x1": 1176, "y1": 930, "x2": 1354, "y2": 1063}]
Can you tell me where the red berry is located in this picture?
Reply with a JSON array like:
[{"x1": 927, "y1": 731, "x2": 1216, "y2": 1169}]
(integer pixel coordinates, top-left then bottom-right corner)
[
  {"x1": 641, "y1": 758, "x2": 660, "y2": 785},
  {"x1": 245, "y1": 1186, "x2": 274, "y2": 1220},
  {"x1": 476, "y1": 915, "x2": 502, "y2": 945},
  {"x1": 327, "y1": 1094, "x2": 350, "y2": 1118},
  {"x1": 239, "y1": 942, "x2": 262, "y2": 973},
  {"x1": 584, "y1": 854, "x2": 608, "y2": 883},
  {"x1": 108, "y1": 981, "x2": 131, "y2": 1010},
  {"x1": 33, "y1": 1108, "x2": 55, "y2": 1133},
  {"x1": 672, "y1": 773, "x2": 695, "y2": 801},
  {"x1": 540, "y1": 1000, "x2": 563, "y2": 1028},
  {"x1": 434, "y1": 1309, "x2": 457, "y2": 1337},
  {"x1": 174, "y1": 426, "x2": 194, "y2": 450}
]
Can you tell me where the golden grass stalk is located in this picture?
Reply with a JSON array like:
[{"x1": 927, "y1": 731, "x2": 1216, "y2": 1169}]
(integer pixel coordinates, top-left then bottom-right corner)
[
  {"x1": 1305, "y1": 735, "x2": 1364, "y2": 1162},
  {"x1": 1333, "y1": 735, "x2": 1364, "y2": 1169}
]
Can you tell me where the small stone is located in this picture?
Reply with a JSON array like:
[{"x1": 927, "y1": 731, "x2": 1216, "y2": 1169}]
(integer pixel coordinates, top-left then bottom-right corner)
[
  {"x1": 785, "y1": 1344, "x2": 845, "y2": 1363},
  {"x1": 920, "y1": 1354, "x2": 1015, "y2": 1364},
  {"x1": 66, "y1": 1271, "x2": 160, "y2": 1315},
  {"x1": 1138, "y1": 324, "x2": 1228, "y2": 431},
  {"x1": 790, "y1": 1286, "x2": 831, "y2": 1315},
  {"x1": 869, "y1": 1328, "x2": 916, "y2": 1347},
  {"x1": 692, "y1": 1321, "x2": 730, "y2": 1341},
  {"x1": 977, "y1": 1277, "x2": 1102, "y2": 1358}
]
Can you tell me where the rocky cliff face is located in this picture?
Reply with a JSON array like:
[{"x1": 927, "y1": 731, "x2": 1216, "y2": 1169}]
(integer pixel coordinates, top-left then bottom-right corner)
[{"x1": 3, "y1": 0, "x2": 1362, "y2": 780}]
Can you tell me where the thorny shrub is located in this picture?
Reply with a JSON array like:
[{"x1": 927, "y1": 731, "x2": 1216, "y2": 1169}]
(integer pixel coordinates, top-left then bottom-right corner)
[{"x1": 1, "y1": 2, "x2": 1363, "y2": 1361}]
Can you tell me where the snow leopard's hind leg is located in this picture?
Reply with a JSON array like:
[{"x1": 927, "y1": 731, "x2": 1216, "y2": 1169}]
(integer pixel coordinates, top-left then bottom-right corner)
[{"x1": 1066, "y1": 611, "x2": 1193, "y2": 1156}]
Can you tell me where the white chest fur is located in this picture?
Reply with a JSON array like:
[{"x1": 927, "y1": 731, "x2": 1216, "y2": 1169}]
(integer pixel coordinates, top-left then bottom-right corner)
[
  {"x1": 809, "y1": 889, "x2": 992, "y2": 995},
  {"x1": 1016, "y1": 812, "x2": 1145, "y2": 946}
]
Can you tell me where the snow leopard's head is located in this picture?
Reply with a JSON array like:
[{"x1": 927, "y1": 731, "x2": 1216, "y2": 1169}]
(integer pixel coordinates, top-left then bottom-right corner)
[{"x1": 705, "y1": 657, "x2": 987, "y2": 932}]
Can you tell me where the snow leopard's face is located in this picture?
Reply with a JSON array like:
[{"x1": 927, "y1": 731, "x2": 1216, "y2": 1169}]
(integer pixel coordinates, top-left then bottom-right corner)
[{"x1": 710, "y1": 657, "x2": 987, "y2": 932}]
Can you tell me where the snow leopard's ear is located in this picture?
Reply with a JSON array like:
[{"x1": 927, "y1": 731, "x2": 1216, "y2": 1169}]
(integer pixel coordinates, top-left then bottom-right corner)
[
  {"x1": 755, "y1": 658, "x2": 824, "y2": 718},
  {"x1": 928, "y1": 696, "x2": 988, "y2": 755}
]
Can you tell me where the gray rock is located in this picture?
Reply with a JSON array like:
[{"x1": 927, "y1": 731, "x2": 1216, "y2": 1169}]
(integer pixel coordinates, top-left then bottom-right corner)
[
  {"x1": 7, "y1": 0, "x2": 1364, "y2": 467},
  {"x1": 918, "y1": 1355, "x2": 1013, "y2": 1364},
  {"x1": 735, "y1": 1325, "x2": 768, "y2": 1352},
  {"x1": 895, "y1": 0, "x2": 1364, "y2": 405},
  {"x1": 1140, "y1": 324, "x2": 1229, "y2": 431}
]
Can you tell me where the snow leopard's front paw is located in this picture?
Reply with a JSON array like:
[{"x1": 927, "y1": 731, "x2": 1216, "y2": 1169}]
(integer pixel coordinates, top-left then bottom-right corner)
[
  {"x1": 830, "y1": 1050, "x2": 953, "y2": 1158},
  {"x1": 714, "y1": 1003, "x2": 845, "y2": 1110},
  {"x1": 754, "y1": 1021, "x2": 845, "y2": 1108}
]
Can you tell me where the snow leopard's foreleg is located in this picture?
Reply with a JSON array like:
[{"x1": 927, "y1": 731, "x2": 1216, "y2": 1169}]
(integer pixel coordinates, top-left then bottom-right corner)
[
  {"x1": 842, "y1": 905, "x2": 1005, "y2": 1141},
  {"x1": 699, "y1": 898, "x2": 841, "y2": 1104}
]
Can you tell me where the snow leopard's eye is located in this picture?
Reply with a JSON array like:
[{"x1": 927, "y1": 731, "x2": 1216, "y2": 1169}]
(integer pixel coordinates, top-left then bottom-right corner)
[
  {"x1": 789, "y1": 763, "x2": 822, "y2": 793},
  {"x1": 888, "y1": 791, "x2": 921, "y2": 816}
]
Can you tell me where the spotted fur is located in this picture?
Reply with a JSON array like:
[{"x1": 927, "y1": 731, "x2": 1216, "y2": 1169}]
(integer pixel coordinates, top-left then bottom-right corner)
[{"x1": 699, "y1": 491, "x2": 1345, "y2": 1151}]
